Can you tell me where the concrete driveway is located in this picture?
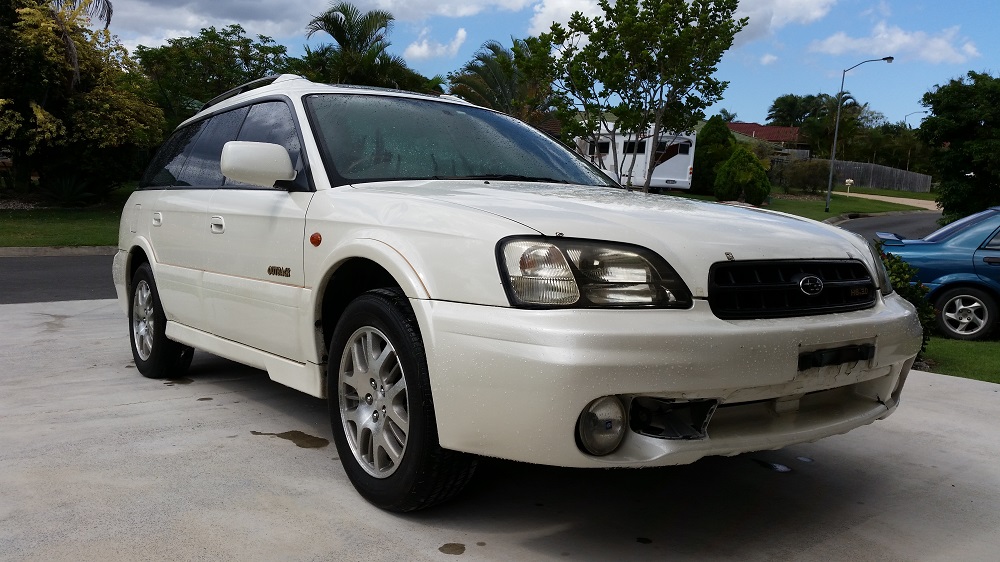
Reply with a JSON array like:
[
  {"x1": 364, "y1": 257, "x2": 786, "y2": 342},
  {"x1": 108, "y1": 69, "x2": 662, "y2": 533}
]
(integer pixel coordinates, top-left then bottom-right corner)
[{"x1": 2, "y1": 299, "x2": 999, "y2": 561}]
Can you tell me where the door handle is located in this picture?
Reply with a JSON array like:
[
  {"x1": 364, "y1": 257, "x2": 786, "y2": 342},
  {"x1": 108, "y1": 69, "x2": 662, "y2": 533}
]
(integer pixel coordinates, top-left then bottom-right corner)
[
  {"x1": 984, "y1": 256, "x2": 1000, "y2": 265},
  {"x1": 210, "y1": 215, "x2": 225, "y2": 234},
  {"x1": 151, "y1": 212, "x2": 162, "y2": 227}
]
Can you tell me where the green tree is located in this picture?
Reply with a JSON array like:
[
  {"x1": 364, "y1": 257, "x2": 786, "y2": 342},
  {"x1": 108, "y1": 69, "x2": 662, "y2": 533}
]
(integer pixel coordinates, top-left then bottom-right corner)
[
  {"x1": 718, "y1": 108, "x2": 738, "y2": 123},
  {"x1": 0, "y1": 0, "x2": 163, "y2": 200},
  {"x1": 714, "y1": 146, "x2": 771, "y2": 205},
  {"x1": 302, "y1": 1, "x2": 414, "y2": 88},
  {"x1": 691, "y1": 115, "x2": 734, "y2": 195},
  {"x1": 544, "y1": 0, "x2": 745, "y2": 191},
  {"x1": 448, "y1": 40, "x2": 519, "y2": 113},
  {"x1": 53, "y1": 0, "x2": 112, "y2": 27},
  {"x1": 766, "y1": 93, "x2": 825, "y2": 127},
  {"x1": 448, "y1": 38, "x2": 573, "y2": 131},
  {"x1": 920, "y1": 71, "x2": 1000, "y2": 222},
  {"x1": 134, "y1": 24, "x2": 288, "y2": 130}
]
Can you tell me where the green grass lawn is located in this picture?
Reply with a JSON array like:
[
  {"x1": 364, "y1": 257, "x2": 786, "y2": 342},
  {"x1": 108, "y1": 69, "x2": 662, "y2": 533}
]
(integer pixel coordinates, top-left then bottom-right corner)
[
  {"x1": 768, "y1": 193, "x2": 922, "y2": 220},
  {"x1": 922, "y1": 337, "x2": 1000, "y2": 383},
  {"x1": 0, "y1": 207, "x2": 121, "y2": 247}
]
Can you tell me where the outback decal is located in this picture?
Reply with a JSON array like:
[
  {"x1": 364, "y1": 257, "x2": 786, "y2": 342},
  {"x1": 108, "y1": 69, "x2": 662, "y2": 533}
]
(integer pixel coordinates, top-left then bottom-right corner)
[{"x1": 267, "y1": 266, "x2": 291, "y2": 278}]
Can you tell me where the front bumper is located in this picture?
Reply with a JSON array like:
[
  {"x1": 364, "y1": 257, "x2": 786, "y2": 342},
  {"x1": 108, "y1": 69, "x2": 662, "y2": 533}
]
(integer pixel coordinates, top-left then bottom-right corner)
[{"x1": 413, "y1": 294, "x2": 922, "y2": 468}]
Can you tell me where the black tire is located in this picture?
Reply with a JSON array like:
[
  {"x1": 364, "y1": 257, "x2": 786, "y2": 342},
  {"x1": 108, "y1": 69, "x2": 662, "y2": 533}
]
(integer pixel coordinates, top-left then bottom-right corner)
[
  {"x1": 129, "y1": 263, "x2": 194, "y2": 378},
  {"x1": 935, "y1": 287, "x2": 998, "y2": 341},
  {"x1": 328, "y1": 288, "x2": 476, "y2": 512}
]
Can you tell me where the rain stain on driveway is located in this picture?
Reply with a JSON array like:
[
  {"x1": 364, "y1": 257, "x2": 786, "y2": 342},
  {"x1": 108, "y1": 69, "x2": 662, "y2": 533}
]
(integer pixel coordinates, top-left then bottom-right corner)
[{"x1": 251, "y1": 430, "x2": 329, "y2": 448}]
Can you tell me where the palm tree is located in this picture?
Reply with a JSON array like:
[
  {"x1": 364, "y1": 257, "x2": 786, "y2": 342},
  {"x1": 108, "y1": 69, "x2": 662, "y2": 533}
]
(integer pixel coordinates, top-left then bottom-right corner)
[
  {"x1": 304, "y1": 1, "x2": 408, "y2": 87},
  {"x1": 45, "y1": 1, "x2": 113, "y2": 89},
  {"x1": 449, "y1": 39, "x2": 562, "y2": 128},
  {"x1": 449, "y1": 41, "x2": 519, "y2": 113},
  {"x1": 53, "y1": 0, "x2": 113, "y2": 29}
]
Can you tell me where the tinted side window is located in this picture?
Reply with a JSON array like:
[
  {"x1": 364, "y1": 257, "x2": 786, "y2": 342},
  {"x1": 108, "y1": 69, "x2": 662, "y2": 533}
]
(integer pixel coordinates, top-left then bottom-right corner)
[
  {"x1": 227, "y1": 101, "x2": 307, "y2": 190},
  {"x1": 175, "y1": 107, "x2": 249, "y2": 187},
  {"x1": 985, "y1": 230, "x2": 1000, "y2": 250},
  {"x1": 140, "y1": 121, "x2": 206, "y2": 187}
]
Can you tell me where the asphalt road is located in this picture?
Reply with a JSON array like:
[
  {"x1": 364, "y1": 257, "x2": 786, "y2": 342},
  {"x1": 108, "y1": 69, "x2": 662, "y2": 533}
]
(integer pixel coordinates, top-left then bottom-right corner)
[
  {"x1": 0, "y1": 255, "x2": 116, "y2": 304},
  {"x1": 836, "y1": 211, "x2": 943, "y2": 243}
]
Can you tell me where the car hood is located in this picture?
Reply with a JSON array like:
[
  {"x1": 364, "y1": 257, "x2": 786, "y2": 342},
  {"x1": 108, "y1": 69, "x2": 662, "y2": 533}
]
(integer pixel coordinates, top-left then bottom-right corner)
[{"x1": 353, "y1": 181, "x2": 874, "y2": 298}]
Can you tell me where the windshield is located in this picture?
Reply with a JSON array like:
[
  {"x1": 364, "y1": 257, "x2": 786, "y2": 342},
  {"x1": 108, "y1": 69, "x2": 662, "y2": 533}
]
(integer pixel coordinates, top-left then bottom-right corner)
[
  {"x1": 304, "y1": 94, "x2": 615, "y2": 188},
  {"x1": 925, "y1": 209, "x2": 997, "y2": 242}
]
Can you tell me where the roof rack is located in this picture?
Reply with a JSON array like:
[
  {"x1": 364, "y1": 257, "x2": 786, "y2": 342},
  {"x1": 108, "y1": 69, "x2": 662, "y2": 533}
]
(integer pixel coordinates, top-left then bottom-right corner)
[{"x1": 200, "y1": 74, "x2": 304, "y2": 111}]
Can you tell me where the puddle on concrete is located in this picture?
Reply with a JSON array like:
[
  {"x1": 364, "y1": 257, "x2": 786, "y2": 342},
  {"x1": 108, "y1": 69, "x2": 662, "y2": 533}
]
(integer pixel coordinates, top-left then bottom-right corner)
[
  {"x1": 197, "y1": 397, "x2": 213, "y2": 401},
  {"x1": 38, "y1": 314, "x2": 70, "y2": 333},
  {"x1": 163, "y1": 377, "x2": 193, "y2": 386},
  {"x1": 251, "y1": 430, "x2": 329, "y2": 448},
  {"x1": 796, "y1": 456, "x2": 814, "y2": 463},
  {"x1": 637, "y1": 537, "x2": 653, "y2": 544},
  {"x1": 439, "y1": 543, "x2": 465, "y2": 555}
]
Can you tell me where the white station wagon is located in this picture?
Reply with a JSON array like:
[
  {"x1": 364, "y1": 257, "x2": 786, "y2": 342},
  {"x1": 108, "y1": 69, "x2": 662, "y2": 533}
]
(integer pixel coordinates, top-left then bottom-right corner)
[{"x1": 114, "y1": 75, "x2": 922, "y2": 511}]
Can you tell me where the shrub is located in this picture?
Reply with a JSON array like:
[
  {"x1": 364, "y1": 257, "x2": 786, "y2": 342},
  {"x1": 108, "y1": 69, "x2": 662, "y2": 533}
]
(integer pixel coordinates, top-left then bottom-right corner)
[
  {"x1": 780, "y1": 159, "x2": 829, "y2": 194},
  {"x1": 714, "y1": 146, "x2": 771, "y2": 205},
  {"x1": 880, "y1": 247, "x2": 934, "y2": 357},
  {"x1": 692, "y1": 116, "x2": 734, "y2": 195}
]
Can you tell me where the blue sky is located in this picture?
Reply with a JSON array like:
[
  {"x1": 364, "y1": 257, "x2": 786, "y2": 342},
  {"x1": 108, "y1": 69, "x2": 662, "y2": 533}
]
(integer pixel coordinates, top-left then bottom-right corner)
[{"x1": 108, "y1": 0, "x2": 993, "y2": 125}]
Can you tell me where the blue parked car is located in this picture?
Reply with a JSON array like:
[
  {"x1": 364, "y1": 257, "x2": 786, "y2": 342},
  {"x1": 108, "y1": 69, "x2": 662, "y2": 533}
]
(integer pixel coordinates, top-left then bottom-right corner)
[{"x1": 878, "y1": 207, "x2": 1000, "y2": 340}]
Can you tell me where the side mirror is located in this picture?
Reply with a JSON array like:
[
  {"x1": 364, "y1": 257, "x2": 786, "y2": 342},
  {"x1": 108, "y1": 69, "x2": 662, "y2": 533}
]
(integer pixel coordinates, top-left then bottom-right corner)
[{"x1": 221, "y1": 141, "x2": 296, "y2": 188}]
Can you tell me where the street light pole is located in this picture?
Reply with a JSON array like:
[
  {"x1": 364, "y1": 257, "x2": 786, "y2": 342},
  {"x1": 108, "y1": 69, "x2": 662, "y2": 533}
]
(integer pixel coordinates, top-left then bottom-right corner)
[
  {"x1": 904, "y1": 110, "x2": 928, "y2": 127},
  {"x1": 824, "y1": 56, "x2": 894, "y2": 213}
]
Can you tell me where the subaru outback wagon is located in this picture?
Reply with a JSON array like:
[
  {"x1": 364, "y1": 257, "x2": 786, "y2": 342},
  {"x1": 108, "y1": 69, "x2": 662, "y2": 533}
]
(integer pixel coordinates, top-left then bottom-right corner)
[{"x1": 114, "y1": 75, "x2": 922, "y2": 511}]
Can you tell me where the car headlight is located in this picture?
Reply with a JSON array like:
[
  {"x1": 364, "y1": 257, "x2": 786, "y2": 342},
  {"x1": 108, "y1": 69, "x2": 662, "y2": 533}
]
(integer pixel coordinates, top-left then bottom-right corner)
[
  {"x1": 865, "y1": 239, "x2": 894, "y2": 296},
  {"x1": 497, "y1": 237, "x2": 693, "y2": 308}
]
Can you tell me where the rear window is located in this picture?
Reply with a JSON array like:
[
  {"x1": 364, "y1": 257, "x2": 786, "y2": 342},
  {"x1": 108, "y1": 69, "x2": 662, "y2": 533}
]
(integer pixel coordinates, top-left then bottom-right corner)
[{"x1": 925, "y1": 209, "x2": 997, "y2": 242}]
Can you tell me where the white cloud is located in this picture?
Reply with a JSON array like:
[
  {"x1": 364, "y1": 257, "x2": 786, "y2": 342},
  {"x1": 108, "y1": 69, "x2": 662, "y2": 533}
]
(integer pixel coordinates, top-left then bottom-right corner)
[
  {"x1": 760, "y1": 54, "x2": 778, "y2": 66},
  {"x1": 810, "y1": 22, "x2": 981, "y2": 64},
  {"x1": 734, "y1": 0, "x2": 837, "y2": 45},
  {"x1": 524, "y1": 0, "x2": 836, "y2": 45},
  {"x1": 528, "y1": 0, "x2": 600, "y2": 36},
  {"x1": 371, "y1": 0, "x2": 533, "y2": 21},
  {"x1": 404, "y1": 28, "x2": 468, "y2": 60}
]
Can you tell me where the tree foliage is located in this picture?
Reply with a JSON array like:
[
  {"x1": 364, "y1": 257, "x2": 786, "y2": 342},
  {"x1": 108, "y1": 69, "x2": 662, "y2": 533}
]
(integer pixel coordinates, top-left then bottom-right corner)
[
  {"x1": 543, "y1": 0, "x2": 745, "y2": 191},
  {"x1": 134, "y1": 24, "x2": 288, "y2": 130},
  {"x1": 920, "y1": 71, "x2": 1000, "y2": 222},
  {"x1": 296, "y1": 1, "x2": 431, "y2": 90},
  {"x1": 0, "y1": 0, "x2": 164, "y2": 200},
  {"x1": 691, "y1": 115, "x2": 734, "y2": 194},
  {"x1": 448, "y1": 38, "x2": 573, "y2": 131},
  {"x1": 714, "y1": 146, "x2": 771, "y2": 205}
]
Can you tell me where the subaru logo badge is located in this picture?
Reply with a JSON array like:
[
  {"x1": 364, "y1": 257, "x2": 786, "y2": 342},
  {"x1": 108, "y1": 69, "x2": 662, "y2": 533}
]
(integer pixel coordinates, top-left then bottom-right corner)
[{"x1": 799, "y1": 275, "x2": 824, "y2": 296}]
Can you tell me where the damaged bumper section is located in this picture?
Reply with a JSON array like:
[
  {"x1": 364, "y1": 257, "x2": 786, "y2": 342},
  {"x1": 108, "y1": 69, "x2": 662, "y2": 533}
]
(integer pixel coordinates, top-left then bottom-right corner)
[{"x1": 415, "y1": 294, "x2": 922, "y2": 468}]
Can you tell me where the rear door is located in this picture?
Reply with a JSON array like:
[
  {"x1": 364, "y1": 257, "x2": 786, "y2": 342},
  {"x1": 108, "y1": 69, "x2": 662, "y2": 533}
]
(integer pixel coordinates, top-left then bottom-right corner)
[{"x1": 142, "y1": 120, "x2": 212, "y2": 328}]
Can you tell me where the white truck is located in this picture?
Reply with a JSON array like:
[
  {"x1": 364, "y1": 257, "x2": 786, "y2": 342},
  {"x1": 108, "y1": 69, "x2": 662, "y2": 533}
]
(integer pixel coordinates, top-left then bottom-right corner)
[{"x1": 578, "y1": 130, "x2": 696, "y2": 191}]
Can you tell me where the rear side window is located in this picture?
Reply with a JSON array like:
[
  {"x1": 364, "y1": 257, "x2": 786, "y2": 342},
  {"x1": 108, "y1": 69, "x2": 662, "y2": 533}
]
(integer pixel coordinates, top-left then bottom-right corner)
[
  {"x1": 175, "y1": 107, "x2": 249, "y2": 187},
  {"x1": 139, "y1": 121, "x2": 206, "y2": 187}
]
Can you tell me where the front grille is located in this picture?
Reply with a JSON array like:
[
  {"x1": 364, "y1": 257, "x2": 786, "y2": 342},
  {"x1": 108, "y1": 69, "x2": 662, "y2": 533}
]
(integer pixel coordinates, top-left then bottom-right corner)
[{"x1": 708, "y1": 259, "x2": 876, "y2": 319}]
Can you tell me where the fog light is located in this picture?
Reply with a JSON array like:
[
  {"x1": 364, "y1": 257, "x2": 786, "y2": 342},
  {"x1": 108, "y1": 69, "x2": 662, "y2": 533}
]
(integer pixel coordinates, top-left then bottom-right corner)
[{"x1": 577, "y1": 396, "x2": 627, "y2": 456}]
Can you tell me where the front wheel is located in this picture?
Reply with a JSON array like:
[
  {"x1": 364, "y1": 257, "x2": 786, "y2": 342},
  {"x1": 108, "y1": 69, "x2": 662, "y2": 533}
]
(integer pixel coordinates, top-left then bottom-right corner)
[
  {"x1": 328, "y1": 288, "x2": 476, "y2": 512},
  {"x1": 935, "y1": 287, "x2": 997, "y2": 340},
  {"x1": 129, "y1": 263, "x2": 194, "y2": 378}
]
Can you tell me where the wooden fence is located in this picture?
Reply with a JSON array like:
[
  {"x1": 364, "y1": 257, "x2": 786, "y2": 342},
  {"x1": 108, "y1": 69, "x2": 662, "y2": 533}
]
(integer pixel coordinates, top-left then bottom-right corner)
[{"x1": 819, "y1": 159, "x2": 932, "y2": 193}]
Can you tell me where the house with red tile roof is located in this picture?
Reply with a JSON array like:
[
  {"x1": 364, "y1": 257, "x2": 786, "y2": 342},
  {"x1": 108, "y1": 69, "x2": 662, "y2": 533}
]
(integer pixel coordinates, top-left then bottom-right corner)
[{"x1": 725, "y1": 122, "x2": 810, "y2": 151}]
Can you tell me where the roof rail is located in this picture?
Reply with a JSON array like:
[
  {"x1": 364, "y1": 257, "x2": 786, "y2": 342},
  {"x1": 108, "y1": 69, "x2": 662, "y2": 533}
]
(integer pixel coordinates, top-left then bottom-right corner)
[{"x1": 200, "y1": 74, "x2": 304, "y2": 111}]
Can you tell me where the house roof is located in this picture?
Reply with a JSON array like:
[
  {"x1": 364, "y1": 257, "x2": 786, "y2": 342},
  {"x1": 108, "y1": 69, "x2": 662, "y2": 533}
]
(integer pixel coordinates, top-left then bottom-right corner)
[{"x1": 725, "y1": 122, "x2": 801, "y2": 143}]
